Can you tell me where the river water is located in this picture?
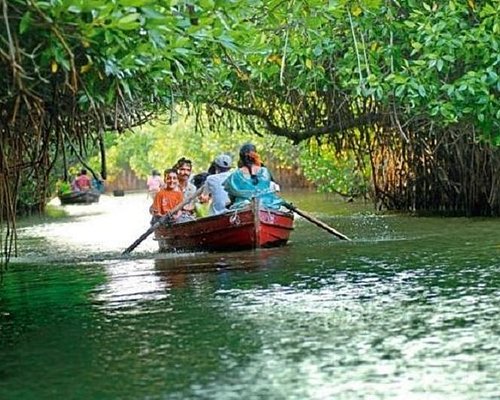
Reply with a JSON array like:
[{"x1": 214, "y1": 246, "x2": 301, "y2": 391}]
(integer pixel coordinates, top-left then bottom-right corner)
[{"x1": 1, "y1": 192, "x2": 499, "y2": 399}]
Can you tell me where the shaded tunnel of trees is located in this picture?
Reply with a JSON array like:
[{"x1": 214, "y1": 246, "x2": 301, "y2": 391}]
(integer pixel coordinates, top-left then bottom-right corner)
[{"x1": 1, "y1": 0, "x2": 499, "y2": 268}]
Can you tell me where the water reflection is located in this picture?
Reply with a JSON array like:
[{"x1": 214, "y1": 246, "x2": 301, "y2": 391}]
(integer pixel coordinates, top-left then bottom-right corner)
[
  {"x1": 92, "y1": 243, "x2": 291, "y2": 310},
  {"x1": 93, "y1": 260, "x2": 167, "y2": 310},
  {"x1": 18, "y1": 193, "x2": 158, "y2": 260},
  {"x1": 153, "y1": 248, "x2": 289, "y2": 288},
  {"x1": 4, "y1": 191, "x2": 500, "y2": 400},
  {"x1": 205, "y1": 268, "x2": 500, "y2": 400}
]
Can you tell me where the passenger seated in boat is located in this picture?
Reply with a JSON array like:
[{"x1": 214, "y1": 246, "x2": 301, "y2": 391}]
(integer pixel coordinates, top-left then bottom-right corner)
[
  {"x1": 205, "y1": 154, "x2": 233, "y2": 215},
  {"x1": 73, "y1": 169, "x2": 92, "y2": 191},
  {"x1": 146, "y1": 169, "x2": 162, "y2": 199},
  {"x1": 92, "y1": 174, "x2": 105, "y2": 193},
  {"x1": 173, "y1": 157, "x2": 197, "y2": 221},
  {"x1": 223, "y1": 143, "x2": 284, "y2": 210},
  {"x1": 192, "y1": 172, "x2": 210, "y2": 218},
  {"x1": 150, "y1": 169, "x2": 183, "y2": 225}
]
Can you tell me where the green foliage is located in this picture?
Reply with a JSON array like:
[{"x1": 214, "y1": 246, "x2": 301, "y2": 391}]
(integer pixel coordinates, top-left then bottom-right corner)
[
  {"x1": 99, "y1": 115, "x2": 297, "y2": 179},
  {"x1": 299, "y1": 140, "x2": 370, "y2": 197},
  {"x1": 56, "y1": 181, "x2": 72, "y2": 195},
  {"x1": 98, "y1": 112, "x2": 370, "y2": 197},
  {"x1": 382, "y1": 1, "x2": 500, "y2": 137},
  {"x1": 3, "y1": 0, "x2": 499, "y2": 224},
  {"x1": 187, "y1": 0, "x2": 499, "y2": 145}
]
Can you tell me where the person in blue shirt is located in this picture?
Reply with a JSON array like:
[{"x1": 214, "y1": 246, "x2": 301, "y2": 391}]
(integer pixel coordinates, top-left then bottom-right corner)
[
  {"x1": 223, "y1": 143, "x2": 283, "y2": 210},
  {"x1": 205, "y1": 154, "x2": 233, "y2": 215}
]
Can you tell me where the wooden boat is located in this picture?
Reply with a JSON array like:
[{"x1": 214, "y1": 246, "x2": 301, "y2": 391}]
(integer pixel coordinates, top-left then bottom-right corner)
[
  {"x1": 58, "y1": 190, "x2": 100, "y2": 205},
  {"x1": 154, "y1": 200, "x2": 294, "y2": 252}
]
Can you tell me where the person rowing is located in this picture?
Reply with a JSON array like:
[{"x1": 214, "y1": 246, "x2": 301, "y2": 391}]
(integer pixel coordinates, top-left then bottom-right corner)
[{"x1": 149, "y1": 168, "x2": 183, "y2": 225}]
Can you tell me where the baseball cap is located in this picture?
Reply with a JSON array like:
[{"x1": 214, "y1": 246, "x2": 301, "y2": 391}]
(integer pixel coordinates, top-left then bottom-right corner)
[{"x1": 214, "y1": 154, "x2": 232, "y2": 168}]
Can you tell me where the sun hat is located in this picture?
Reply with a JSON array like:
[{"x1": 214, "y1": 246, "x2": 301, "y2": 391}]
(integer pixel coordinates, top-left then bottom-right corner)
[{"x1": 214, "y1": 154, "x2": 232, "y2": 168}]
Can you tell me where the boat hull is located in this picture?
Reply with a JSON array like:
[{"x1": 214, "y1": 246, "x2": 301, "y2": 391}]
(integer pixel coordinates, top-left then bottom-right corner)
[
  {"x1": 155, "y1": 203, "x2": 294, "y2": 252},
  {"x1": 59, "y1": 190, "x2": 100, "y2": 205}
]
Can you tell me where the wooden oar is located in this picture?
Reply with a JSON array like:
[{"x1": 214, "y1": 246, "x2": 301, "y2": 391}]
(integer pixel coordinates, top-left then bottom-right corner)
[
  {"x1": 122, "y1": 185, "x2": 205, "y2": 255},
  {"x1": 282, "y1": 201, "x2": 351, "y2": 241}
]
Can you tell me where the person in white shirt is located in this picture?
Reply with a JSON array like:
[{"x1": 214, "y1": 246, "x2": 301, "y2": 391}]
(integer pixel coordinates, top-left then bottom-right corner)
[
  {"x1": 172, "y1": 157, "x2": 197, "y2": 221},
  {"x1": 205, "y1": 154, "x2": 233, "y2": 215}
]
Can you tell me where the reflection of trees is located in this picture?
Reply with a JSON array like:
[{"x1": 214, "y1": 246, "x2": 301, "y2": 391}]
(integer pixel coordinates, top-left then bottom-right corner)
[
  {"x1": 0, "y1": 264, "x2": 105, "y2": 397},
  {"x1": 153, "y1": 251, "x2": 269, "y2": 289},
  {"x1": 0, "y1": 259, "x2": 259, "y2": 397}
]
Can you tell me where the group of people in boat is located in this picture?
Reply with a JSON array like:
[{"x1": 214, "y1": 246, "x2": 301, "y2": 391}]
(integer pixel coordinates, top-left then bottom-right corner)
[
  {"x1": 71, "y1": 169, "x2": 93, "y2": 192},
  {"x1": 147, "y1": 143, "x2": 283, "y2": 225},
  {"x1": 70, "y1": 169, "x2": 105, "y2": 193},
  {"x1": 57, "y1": 168, "x2": 95, "y2": 195}
]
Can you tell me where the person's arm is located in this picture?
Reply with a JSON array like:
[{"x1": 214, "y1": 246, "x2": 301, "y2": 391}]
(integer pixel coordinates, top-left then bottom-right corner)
[
  {"x1": 170, "y1": 192, "x2": 185, "y2": 221},
  {"x1": 151, "y1": 192, "x2": 162, "y2": 215},
  {"x1": 181, "y1": 185, "x2": 196, "y2": 212}
]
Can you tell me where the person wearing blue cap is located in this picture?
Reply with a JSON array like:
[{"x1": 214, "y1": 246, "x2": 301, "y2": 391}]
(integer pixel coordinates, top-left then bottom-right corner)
[{"x1": 205, "y1": 153, "x2": 233, "y2": 215}]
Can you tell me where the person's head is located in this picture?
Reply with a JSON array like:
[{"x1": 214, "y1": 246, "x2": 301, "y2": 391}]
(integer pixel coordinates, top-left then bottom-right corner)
[
  {"x1": 238, "y1": 143, "x2": 261, "y2": 168},
  {"x1": 152, "y1": 169, "x2": 160, "y2": 176},
  {"x1": 207, "y1": 161, "x2": 217, "y2": 175},
  {"x1": 80, "y1": 168, "x2": 87, "y2": 175},
  {"x1": 214, "y1": 154, "x2": 232, "y2": 173},
  {"x1": 192, "y1": 172, "x2": 209, "y2": 189},
  {"x1": 163, "y1": 168, "x2": 179, "y2": 190},
  {"x1": 174, "y1": 157, "x2": 192, "y2": 182}
]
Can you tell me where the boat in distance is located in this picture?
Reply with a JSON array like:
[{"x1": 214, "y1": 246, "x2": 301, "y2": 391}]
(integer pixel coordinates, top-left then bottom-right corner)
[
  {"x1": 58, "y1": 190, "x2": 100, "y2": 205},
  {"x1": 154, "y1": 200, "x2": 294, "y2": 252}
]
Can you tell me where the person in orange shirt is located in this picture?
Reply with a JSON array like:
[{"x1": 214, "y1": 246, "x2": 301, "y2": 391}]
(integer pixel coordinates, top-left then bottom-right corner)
[{"x1": 150, "y1": 169, "x2": 183, "y2": 225}]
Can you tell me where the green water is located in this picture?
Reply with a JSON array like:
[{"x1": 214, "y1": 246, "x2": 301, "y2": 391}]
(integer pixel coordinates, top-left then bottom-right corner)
[{"x1": 1, "y1": 193, "x2": 499, "y2": 399}]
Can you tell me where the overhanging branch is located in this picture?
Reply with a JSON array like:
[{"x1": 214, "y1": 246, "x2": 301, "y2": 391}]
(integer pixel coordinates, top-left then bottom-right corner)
[{"x1": 213, "y1": 101, "x2": 381, "y2": 143}]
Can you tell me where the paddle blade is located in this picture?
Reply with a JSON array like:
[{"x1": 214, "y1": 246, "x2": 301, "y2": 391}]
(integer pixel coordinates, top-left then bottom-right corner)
[{"x1": 283, "y1": 202, "x2": 351, "y2": 241}]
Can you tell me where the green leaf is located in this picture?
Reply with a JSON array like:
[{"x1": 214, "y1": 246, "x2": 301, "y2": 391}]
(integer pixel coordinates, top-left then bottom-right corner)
[
  {"x1": 67, "y1": 5, "x2": 81, "y2": 13},
  {"x1": 479, "y1": 4, "x2": 497, "y2": 17},
  {"x1": 417, "y1": 85, "x2": 426, "y2": 97},
  {"x1": 200, "y1": 0, "x2": 215, "y2": 9},
  {"x1": 116, "y1": 13, "x2": 141, "y2": 30},
  {"x1": 393, "y1": 75, "x2": 408, "y2": 84},
  {"x1": 395, "y1": 85, "x2": 405, "y2": 97},
  {"x1": 19, "y1": 11, "x2": 32, "y2": 34},
  {"x1": 119, "y1": 0, "x2": 154, "y2": 6}
]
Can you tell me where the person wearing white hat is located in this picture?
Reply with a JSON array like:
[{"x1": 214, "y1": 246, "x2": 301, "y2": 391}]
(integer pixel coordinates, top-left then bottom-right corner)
[{"x1": 204, "y1": 154, "x2": 233, "y2": 215}]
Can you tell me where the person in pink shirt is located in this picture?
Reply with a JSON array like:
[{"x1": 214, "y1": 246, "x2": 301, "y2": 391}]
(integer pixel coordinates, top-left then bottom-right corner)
[
  {"x1": 146, "y1": 169, "x2": 163, "y2": 198},
  {"x1": 73, "y1": 169, "x2": 92, "y2": 191}
]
